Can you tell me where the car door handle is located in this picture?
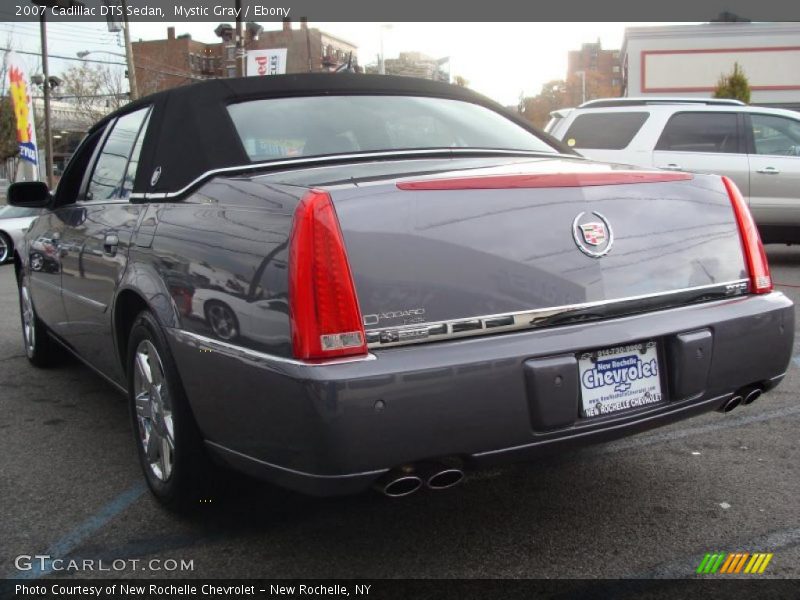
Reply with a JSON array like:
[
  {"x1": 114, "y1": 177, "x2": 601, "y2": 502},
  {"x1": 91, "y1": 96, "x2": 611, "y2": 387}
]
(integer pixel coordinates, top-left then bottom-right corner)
[
  {"x1": 660, "y1": 164, "x2": 683, "y2": 171},
  {"x1": 103, "y1": 233, "x2": 119, "y2": 255},
  {"x1": 757, "y1": 167, "x2": 780, "y2": 175}
]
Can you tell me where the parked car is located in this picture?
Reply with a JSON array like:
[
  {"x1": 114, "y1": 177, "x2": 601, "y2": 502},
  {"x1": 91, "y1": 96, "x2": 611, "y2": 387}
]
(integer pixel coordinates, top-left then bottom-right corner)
[
  {"x1": 544, "y1": 107, "x2": 574, "y2": 134},
  {"x1": 0, "y1": 204, "x2": 44, "y2": 264},
  {"x1": 548, "y1": 98, "x2": 800, "y2": 243},
  {"x1": 7, "y1": 75, "x2": 793, "y2": 509}
]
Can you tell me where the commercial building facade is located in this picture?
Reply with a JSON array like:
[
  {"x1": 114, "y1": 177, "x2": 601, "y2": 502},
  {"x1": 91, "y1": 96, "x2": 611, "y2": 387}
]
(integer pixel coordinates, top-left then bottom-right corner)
[{"x1": 622, "y1": 23, "x2": 800, "y2": 110}]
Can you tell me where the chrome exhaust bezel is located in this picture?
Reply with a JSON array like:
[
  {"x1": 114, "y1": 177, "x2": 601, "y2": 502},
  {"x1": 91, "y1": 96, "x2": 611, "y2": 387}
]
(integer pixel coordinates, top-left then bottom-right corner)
[
  {"x1": 378, "y1": 475, "x2": 423, "y2": 498},
  {"x1": 426, "y1": 468, "x2": 465, "y2": 491},
  {"x1": 743, "y1": 388, "x2": 763, "y2": 405},
  {"x1": 719, "y1": 395, "x2": 743, "y2": 413}
]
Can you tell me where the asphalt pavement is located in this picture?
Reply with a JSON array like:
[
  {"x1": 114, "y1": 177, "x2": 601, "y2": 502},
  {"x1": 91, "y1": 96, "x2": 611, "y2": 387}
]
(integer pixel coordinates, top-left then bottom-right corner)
[{"x1": 1, "y1": 250, "x2": 798, "y2": 580}]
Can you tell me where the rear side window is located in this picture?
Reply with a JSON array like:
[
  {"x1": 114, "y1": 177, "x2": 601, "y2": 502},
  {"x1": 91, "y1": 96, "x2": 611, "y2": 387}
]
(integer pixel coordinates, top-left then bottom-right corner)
[
  {"x1": 562, "y1": 112, "x2": 649, "y2": 149},
  {"x1": 87, "y1": 107, "x2": 151, "y2": 201},
  {"x1": 750, "y1": 113, "x2": 800, "y2": 156},
  {"x1": 656, "y1": 112, "x2": 740, "y2": 154}
]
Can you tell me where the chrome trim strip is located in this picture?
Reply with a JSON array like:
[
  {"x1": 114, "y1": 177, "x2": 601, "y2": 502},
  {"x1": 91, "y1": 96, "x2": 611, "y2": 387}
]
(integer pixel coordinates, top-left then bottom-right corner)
[
  {"x1": 32, "y1": 277, "x2": 108, "y2": 311},
  {"x1": 205, "y1": 440, "x2": 387, "y2": 480},
  {"x1": 60, "y1": 286, "x2": 107, "y2": 311},
  {"x1": 366, "y1": 279, "x2": 750, "y2": 349},
  {"x1": 129, "y1": 148, "x2": 574, "y2": 200},
  {"x1": 768, "y1": 372, "x2": 787, "y2": 383},
  {"x1": 30, "y1": 277, "x2": 61, "y2": 294},
  {"x1": 170, "y1": 329, "x2": 377, "y2": 367}
]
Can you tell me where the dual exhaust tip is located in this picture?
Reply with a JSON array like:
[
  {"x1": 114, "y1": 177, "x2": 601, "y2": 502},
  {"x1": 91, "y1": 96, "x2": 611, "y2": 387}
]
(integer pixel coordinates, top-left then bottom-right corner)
[
  {"x1": 376, "y1": 463, "x2": 465, "y2": 498},
  {"x1": 719, "y1": 385, "x2": 763, "y2": 413}
]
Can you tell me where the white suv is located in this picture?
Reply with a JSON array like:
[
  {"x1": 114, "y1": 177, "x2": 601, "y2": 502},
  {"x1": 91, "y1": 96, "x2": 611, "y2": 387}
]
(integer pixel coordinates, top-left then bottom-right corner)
[{"x1": 548, "y1": 98, "x2": 800, "y2": 244}]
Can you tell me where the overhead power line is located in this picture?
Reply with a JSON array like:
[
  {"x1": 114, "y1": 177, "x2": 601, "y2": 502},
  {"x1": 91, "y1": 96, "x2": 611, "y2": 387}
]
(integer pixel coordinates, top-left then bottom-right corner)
[
  {"x1": 1, "y1": 47, "x2": 206, "y2": 83},
  {"x1": 0, "y1": 47, "x2": 125, "y2": 66},
  {"x1": 33, "y1": 92, "x2": 130, "y2": 99},
  {"x1": 0, "y1": 24, "x2": 117, "y2": 45}
]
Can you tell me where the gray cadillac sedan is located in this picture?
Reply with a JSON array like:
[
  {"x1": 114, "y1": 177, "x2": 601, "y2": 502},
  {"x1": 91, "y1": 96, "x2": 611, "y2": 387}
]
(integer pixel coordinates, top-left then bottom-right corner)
[{"x1": 7, "y1": 75, "x2": 794, "y2": 509}]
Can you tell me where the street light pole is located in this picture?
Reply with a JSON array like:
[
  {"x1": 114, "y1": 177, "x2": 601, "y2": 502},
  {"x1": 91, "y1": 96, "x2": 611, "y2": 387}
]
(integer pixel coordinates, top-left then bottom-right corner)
[
  {"x1": 582, "y1": 71, "x2": 587, "y2": 103},
  {"x1": 121, "y1": 0, "x2": 138, "y2": 100},
  {"x1": 575, "y1": 70, "x2": 586, "y2": 105},
  {"x1": 39, "y1": 11, "x2": 54, "y2": 188}
]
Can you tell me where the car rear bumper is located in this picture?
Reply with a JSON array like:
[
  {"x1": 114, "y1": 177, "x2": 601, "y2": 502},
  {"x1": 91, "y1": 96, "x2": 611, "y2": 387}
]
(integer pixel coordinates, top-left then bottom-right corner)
[{"x1": 166, "y1": 292, "x2": 794, "y2": 496}]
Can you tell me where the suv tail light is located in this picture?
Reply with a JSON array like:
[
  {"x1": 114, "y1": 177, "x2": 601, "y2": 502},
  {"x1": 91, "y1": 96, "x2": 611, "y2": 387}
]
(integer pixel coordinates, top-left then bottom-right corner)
[
  {"x1": 722, "y1": 176, "x2": 772, "y2": 294},
  {"x1": 289, "y1": 189, "x2": 367, "y2": 360}
]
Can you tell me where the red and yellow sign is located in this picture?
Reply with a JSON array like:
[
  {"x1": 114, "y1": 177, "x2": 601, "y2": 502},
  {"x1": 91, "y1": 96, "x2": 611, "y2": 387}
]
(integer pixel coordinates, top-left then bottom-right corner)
[{"x1": 6, "y1": 52, "x2": 38, "y2": 165}]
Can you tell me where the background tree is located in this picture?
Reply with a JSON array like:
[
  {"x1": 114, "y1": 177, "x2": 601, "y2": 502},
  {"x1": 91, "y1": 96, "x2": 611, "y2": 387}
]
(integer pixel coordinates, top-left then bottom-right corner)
[
  {"x1": 564, "y1": 70, "x2": 618, "y2": 107},
  {"x1": 453, "y1": 75, "x2": 469, "y2": 87},
  {"x1": 518, "y1": 80, "x2": 567, "y2": 129},
  {"x1": 58, "y1": 62, "x2": 129, "y2": 122},
  {"x1": 713, "y1": 62, "x2": 751, "y2": 104}
]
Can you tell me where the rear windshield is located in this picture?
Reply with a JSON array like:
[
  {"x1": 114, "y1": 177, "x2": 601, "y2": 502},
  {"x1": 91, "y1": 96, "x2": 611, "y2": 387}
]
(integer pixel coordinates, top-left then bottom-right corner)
[
  {"x1": 226, "y1": 95, "x2": 557, "y2": 161},
  {"x1": 563, "y1": 112, "x2": 649, "y2": 150}
]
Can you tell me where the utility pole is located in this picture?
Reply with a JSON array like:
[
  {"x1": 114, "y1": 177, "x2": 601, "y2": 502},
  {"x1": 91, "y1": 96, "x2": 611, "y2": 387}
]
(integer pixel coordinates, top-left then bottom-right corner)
[
  {"x1": 32, "y1": 0, "x2": 85, "y2": 186},
  {"x1": 235, "y1": 0, "x2": 244, "y2": 77},
  {"x1": 121, "y1": 0, "x2": 138, "y2": 100},
  {"x1": 39, "y1": 11, "x2": 53, "y2": 188}
]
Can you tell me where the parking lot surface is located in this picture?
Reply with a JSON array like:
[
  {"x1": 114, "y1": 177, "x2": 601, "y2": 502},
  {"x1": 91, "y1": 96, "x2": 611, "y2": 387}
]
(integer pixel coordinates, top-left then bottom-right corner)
[{"x1": 1, "y1": 249, "x2": 799, "y2": 580}]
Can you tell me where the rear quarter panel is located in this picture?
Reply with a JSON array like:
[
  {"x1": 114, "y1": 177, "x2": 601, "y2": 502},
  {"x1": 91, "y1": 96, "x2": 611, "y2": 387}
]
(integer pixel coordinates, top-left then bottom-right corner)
[{"x1": 141, "y1": 178, "x2": 301, "y2": 358}]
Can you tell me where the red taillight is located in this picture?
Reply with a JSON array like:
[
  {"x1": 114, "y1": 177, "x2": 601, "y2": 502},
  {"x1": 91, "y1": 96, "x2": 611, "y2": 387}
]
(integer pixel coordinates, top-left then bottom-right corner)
[
  {"x1": 722, "y1": 176, "x2": 772, "y2": 294},
  {"x1": 171, "y1": 286, "x2": 194, "y2": 317},
  {"x1": 289, "y1": 189, "x2": 367, "y2": 360}
]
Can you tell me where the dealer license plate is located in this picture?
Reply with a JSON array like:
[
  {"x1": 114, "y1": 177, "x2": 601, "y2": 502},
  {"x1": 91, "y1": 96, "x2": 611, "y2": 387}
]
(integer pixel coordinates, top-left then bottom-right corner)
[{"x1": 578, "y1": 341, "x2": 664, "y2": 418}]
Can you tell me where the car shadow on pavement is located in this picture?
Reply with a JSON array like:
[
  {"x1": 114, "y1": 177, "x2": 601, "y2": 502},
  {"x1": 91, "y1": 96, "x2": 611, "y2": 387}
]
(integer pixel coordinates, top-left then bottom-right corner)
[{"x1": 122, "y1": 448, "x2": 690, "y2": 578}]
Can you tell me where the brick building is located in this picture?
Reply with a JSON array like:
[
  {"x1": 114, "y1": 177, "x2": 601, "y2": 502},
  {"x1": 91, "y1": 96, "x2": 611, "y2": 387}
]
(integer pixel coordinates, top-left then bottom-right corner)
[
  {"x1": 566, "y1": 40, "x2": 622, "y2": 102},
  {"x1": 132, "y1": 20, "x2": 358, "y2": 96},
  {"x1": 376, "y1": 52, "x2": 450, "y2": 82}
]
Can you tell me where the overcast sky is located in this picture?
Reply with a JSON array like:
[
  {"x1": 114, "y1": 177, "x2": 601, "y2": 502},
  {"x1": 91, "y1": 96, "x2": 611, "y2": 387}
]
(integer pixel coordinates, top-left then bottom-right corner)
[{"x1": 0, "y1": 21, "x2": 665, "y2": 105}]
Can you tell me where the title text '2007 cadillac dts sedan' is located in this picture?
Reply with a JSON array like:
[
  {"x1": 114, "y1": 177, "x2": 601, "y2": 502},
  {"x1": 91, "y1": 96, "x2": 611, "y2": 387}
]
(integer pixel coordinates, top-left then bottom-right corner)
[{"x1": 7, "y1": 74, "x2": 794, "y2": 508}]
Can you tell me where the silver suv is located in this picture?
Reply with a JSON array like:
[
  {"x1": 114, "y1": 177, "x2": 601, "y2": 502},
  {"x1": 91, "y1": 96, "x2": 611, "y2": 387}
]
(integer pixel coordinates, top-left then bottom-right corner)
[{"x1": 548, "y1": 98, "x2": 800, "y2": 244}]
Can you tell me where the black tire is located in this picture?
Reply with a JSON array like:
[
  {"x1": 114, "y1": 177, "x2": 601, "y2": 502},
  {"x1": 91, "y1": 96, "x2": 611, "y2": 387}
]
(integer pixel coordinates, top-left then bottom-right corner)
[
  {"x1": 127, "y1": 310, "x2": 214, "y2": 510},
  {"x1": 0, "y1": 232, "x2": 12, "y2": 264},
  {"x1": 18, "y1": 273, "x2": 63, "y2": 367}
]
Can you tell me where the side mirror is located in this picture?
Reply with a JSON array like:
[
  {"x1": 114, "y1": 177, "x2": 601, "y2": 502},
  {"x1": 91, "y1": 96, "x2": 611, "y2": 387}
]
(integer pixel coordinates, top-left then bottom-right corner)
[{"x1": 8, "y1": 181, "x2": 52, "y2": 208}]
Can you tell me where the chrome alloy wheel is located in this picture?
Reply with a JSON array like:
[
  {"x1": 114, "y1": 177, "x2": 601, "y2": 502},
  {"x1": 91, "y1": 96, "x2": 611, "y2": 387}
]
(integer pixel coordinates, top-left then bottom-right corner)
[
  {"x1": 0, "y1": 236, "x2": 8, "y2": 263},
  {"x1": 206, "y1": 303, "x2": 238, "y2": 340},
  {"x1": 133, "y1": 340, "x2": 175, "y2": 481},
  {"x1": 20, "y1": 282, "x2": 36, "y2": 357}
]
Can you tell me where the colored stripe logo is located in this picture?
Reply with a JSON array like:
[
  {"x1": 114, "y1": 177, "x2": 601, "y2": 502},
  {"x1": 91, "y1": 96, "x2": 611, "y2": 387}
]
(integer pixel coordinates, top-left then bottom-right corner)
[{"x1": 696, "y1": 552, "x2": 773, "y2": 574}]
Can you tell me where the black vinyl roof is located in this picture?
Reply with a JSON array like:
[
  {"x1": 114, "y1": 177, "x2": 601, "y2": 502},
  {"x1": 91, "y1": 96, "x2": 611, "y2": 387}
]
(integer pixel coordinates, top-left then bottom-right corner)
[{"x1": 89, "y1": 73, "x2": 570, "y2": 196}]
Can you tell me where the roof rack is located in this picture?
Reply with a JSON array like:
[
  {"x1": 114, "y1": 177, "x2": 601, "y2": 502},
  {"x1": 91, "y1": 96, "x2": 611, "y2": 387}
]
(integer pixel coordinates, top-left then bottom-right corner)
[{"x1": 578, "y1": 97, "x2": 746, "y2": 108}]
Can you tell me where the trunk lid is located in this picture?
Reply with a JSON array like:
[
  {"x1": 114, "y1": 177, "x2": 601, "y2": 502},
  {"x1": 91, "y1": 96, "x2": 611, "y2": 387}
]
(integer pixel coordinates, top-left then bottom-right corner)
[{"x1": 323, "y1": 158, "x2": 748, "y2": 344}]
